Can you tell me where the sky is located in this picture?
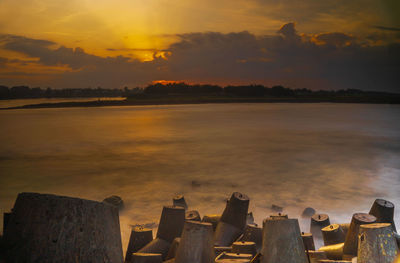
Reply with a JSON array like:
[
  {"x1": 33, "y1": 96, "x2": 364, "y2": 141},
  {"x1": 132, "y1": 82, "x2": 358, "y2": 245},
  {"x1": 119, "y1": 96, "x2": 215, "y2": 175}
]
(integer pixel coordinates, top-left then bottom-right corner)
[{"x1": 0, "y1": 0, "x2": 399, "y2": 91}]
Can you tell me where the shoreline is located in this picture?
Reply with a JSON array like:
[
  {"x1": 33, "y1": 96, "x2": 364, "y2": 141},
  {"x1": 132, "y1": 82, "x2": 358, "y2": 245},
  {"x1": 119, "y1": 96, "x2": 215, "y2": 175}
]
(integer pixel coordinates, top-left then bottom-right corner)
[{"x1": 1, "y1": 96, "x2": 400, "y2": 110}]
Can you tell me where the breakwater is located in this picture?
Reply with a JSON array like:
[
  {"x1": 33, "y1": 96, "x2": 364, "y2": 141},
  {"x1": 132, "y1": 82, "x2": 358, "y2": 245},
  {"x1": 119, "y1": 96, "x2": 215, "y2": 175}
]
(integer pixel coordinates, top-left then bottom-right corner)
[{"x1": 1, "y1": 192, "x2": 398, "y2": 262}]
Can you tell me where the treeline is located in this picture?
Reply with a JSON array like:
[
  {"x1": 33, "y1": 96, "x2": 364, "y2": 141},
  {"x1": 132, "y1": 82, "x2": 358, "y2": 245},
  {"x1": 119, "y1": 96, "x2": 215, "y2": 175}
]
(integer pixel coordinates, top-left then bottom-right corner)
[
  {"x1": 141, "y1": 82, "x2": 393, "y2": 98},
  {"x1": 1, "y1": 82, "x2": 398, "y2": 100},
  {"x1": 0, "y1": 86, "x2": 142, "y2": 99}
]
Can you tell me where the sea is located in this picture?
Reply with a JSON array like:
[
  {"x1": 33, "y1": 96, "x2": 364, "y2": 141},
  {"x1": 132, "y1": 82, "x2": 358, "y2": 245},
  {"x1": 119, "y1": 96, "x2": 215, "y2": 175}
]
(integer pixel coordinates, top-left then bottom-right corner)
[{"x1": 1, "y1": 101, "x2": 399, "y2": 252}]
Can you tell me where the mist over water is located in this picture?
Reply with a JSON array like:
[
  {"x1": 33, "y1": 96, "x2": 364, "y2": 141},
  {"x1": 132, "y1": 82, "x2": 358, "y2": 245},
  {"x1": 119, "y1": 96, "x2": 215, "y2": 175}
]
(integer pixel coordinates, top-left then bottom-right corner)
[{"x1": 0, "y1": 103, "x2": 399, "y2": 251}]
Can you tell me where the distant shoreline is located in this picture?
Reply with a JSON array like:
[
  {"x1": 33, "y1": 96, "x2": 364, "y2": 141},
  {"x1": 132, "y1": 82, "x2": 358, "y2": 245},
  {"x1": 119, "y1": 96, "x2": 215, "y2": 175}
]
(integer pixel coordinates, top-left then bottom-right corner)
[{"x1": 2, "y1": 95, "x2": 400, "y2": 110}]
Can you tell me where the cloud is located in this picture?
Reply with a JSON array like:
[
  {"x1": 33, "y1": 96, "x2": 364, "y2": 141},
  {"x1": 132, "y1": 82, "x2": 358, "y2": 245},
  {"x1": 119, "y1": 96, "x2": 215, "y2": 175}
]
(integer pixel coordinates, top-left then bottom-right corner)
[
  {"x1": 373, "y1": 25, "x2": 400, "y2": 32},
  {"x1": 0, "y1": 24, "x2": 399, "y2": 92},
  {"x1": 106, "y1": 48, "x2": 169, "y2": 52},
  {"x1": 313, "y1": 32, "x2": 354, "y2": 47},
  {"x1": 0, "y1": 57, "x2": 8, "y2": 67}
]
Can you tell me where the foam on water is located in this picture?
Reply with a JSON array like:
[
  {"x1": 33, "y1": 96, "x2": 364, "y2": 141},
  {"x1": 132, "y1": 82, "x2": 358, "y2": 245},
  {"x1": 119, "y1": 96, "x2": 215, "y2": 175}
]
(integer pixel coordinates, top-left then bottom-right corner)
[{"x1": 0, "y1": 103, "x2": 399, "y2": 252}]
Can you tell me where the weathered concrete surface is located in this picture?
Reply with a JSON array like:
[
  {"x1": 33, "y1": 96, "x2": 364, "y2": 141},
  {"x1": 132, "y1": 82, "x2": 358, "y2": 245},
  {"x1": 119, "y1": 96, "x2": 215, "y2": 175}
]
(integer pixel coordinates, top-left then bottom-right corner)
[
  {"x1": 301, "y1": 232, "x2": 315, "y2": 251},
  {"x1": 232, "y1": 241, "x2": 257, "y2": 256},
  {"x1": 357, "y1": 223, "x2": 398, "y2": 263},
  {"x1": 131, "y1": 252, "x2": 162, "y2": 263},
  {"x1": 175, "y1": 221, "x2": 215, "y2": 263},
  {"x1": 369, "y1": 199, "x2": 397, "y2": 232},
  {"x1": 185, "y1": 210, "x2": 201, "y2": 221},
  {"x1": 214, "y1": 221, "x2": 242, "y2": 247},
  {"x1": 202, "y1": 214, "x2": 221, "y2": 232},
  {"x1": 219, "y1": 192, "x2": 249, "y2": 230},
  {"x1": 310, "y1": 213, "x2": 331, "y2": 248},
  {"x1": 137, "y1": 238, "x2": 171, "y2": 259},
  {"x1": 165, "y1": 237, "x2": 180, "y2": 260},
  {"x1": 156, "y1": 206, "x2": 185, "y2": 243},
  {"x1": 260, "y1": 218, "x2": 308, "y2": 263},
  {"x1": 343, "y1": 213, "x2": 376, "y2": 259},
  {"x1": 214, "y1": 192, "x2": 249, "y2": 247},
  {"x1": 3, "y1": 192, "x2": 123, "y2": 263},
  {"x1": 318, "y1": 242, "x2": 344, "y2": 260},
  {"x1": 322, "y1": 224, "x2": 345, "y2": 246},
  {"x1": 307, "y1": 250, "x2": 327, "y2": 263},
  {"x1": 133, "y1": 206, "x2": 184, "y2": 260},
  {"x1": 242, "y1": 224, "x2": 262, "y2": 252},
  {"x1": 125, "y1": 227, "x2": 153, "y2": 263}
]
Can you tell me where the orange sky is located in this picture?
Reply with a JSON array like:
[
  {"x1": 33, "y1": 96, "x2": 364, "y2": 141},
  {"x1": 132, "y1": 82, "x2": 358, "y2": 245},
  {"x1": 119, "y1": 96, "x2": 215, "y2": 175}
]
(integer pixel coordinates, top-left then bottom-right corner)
[{"x1": 0, "y1": 0, "x2": 399, "y2": 91}]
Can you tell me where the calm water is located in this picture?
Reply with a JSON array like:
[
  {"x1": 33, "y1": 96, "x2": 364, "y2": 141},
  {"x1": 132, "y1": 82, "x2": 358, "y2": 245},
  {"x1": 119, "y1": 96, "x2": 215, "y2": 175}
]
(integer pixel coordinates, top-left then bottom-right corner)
[{"x1": 1, "y1": 103, "x2": 400, "y2": 251}]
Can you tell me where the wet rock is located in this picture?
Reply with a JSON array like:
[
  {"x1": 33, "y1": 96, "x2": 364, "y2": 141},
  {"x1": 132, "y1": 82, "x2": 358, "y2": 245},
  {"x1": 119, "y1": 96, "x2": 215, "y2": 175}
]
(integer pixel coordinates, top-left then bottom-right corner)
[
  {"x1": 103, "y1": 195, "x2": 124, "y2": 210},
  {"x1": 191, "y1": 180, "x2": 201, "y2": 188},
  {"x1": 185, "y1": 210, "x2": 201, "y2": 221},
  {"x1": 271, "y1": 204, "x2": 283, "y2": 212},
  {"x1": 302, "y1": 207, "x2": 316, "y2": 217}
]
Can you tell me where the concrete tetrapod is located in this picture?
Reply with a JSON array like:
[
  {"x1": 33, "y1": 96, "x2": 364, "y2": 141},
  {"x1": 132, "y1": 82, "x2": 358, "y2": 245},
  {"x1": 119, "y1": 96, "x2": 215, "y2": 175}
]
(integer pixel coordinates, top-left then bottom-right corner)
[
  {"x1": 302, "y1": 232, "x2": 316, "y2": 251},
  {"x1": 2, "y1": 212, "x2": 10, "y2": 235},
  {"x1": 165, "y1": 237, "x2": 180, "y2": 260},
  {"x1": 156, "y1": 206, "x2": 185, "y2": 243},
  {"x1": 137, "y1": 238, "x2": 170, "y2": 259},
  {"x1": 260, "y1": 217, "x2": 308, "y2": 263},
  {"x1": 125, "y1": 227, "x2": 153, "y2": 263},
  {"x1": 185, "y1": 210, "x2": 201, "y2": 221},
  {"x1": 310, "y1": 214, "x2": 331, "y2": 248},
  {"x1": 2, "y1": 192, "x2": 124, "y2": 263},
  {"x1": 175, "y1": 220, "x2": 215, "y2": 263},
  {"x1": 232, "y1": 241, "x2": 257, "y2": 256},
  {"x1": 369, "y1": 199, "x2": 397, "y2": 232},
  {"x1": 321, "y1": 224, "x2": 345, "y2": 246},
  {"x1": 131, "y1": 253, "x2": 162, "y2": 263},
  {"x1": 242, "y1": 224, "x2": 263, "y2": 252},
  {"x1": 318, "y1": 260, "x2": 352, "y2": 263},
  {"x1": 306, "y1": 250, "x2": 327, "y2": 263},
  {"x1": 138, "y1": 206, "x2": 185, "y2": 259},
  {"x1": 214, "y1": 192, "x2": 249, "y2": 246},
  {"x1": 269, "y1": 213, "x2": 288, "y2": 220},
  {"x1": 202, "y1": 214, "x2": 221, "y2": 232},
  {"x1": 395, "y1": 232, "x2": 400, "y2": 249},
  {"x1": 215, "y1": 247, "x2": 233, "y2": 258},
  {"x1": 173, "y1": 195, "x2": 188, "y2": 210},
  {"x1": 318, "y1": 243, "x2": 344, "y2": 260},
  {"x1": 214, "y1": 221, "x2": 243, "y2": 247},
  {"x1": 357, "y1": 223, "x2": 399, "y2": 263},
  {"x1": 343, "y1": 213, "x2": 376, "y2": 259},
  {"x1": 215, "y1": 252, "x2": 253, "y2": 261}
]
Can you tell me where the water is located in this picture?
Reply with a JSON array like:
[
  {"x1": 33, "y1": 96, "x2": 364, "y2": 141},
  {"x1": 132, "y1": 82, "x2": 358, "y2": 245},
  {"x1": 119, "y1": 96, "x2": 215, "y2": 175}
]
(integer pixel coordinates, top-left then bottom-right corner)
[{"x1": 0, "y1": 103, "x2": 399, "y2": 251}]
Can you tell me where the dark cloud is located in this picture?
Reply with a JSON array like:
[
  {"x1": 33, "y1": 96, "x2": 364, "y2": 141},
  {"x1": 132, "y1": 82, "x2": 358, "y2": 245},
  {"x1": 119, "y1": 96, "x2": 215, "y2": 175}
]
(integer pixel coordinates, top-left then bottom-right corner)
[
  {"x1": 277, "y1": 23, "x2": 297, "y2": 37},
  {"x1": 0, "y1": 24, "x2": 399, "y2": 92},
  {"x1": 106, "y1": 48, "x2": 169, "y2": 52},
  {"x1": 373, "y1": 25, "x2": 400, "y2": 32},
  {"x1": 0, "y1": 57, "x2": 8, "y2": 67},
  {"x1": 314, "y1": 32, "x2": 354, "y2": 47},
  {"x1": 162, "y1": 24, "x2": 400, "y2": 92}
]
